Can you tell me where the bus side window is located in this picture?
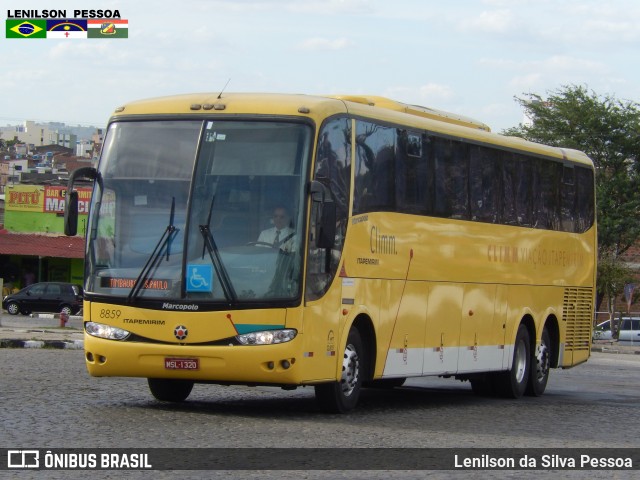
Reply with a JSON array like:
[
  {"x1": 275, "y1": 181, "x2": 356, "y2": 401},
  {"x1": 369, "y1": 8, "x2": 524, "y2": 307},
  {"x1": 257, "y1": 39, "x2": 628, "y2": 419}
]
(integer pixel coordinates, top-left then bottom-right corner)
[
  {"x1": 306, "y1": 117, "x2": 351, "y2": 301},
  {"x1": 354, "y1": 122, "x2": 395, "y2": 213},
  {"x1": 395, "y1": 130, "x2": 428, "y2": 215},
  {"x1": 560, "y1": 165, "x2": 576, "y2": 232},
  {"x1": 469, "y1": 145, "x2": 499, "y2": 223},
  {"x1": 534, "y1": 160, "x2": 561, "y2": 230},
  {"x1": 514, "y1": 156, "x2": 533, "y2": 227},
  {"x1": 433, "y1": 137, "x2": 468, "y2": 220},
  {"x1": 502, "y1": 153, "x2": 518, "y2": 225},
  {"x1": 575, "y1": 167, "x2": 595, "y2": 233}
]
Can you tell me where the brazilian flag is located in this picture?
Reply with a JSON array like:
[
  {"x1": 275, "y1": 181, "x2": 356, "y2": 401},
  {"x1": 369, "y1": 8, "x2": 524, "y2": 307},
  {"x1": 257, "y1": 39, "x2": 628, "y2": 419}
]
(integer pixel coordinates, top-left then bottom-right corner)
[{"x1": 6, "y1": 19, "x2": 47, "y2": 38}]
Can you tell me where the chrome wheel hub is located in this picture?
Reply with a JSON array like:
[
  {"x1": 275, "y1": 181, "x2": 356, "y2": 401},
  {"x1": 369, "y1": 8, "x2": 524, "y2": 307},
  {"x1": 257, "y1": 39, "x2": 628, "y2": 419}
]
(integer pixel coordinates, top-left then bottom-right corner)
[
  {"x1": 535, "y1": 342, "x2": 550, "y2": 382},
  {"x1": 514, "y1": 339, "x2": 527, "y2": 383},
  {"x1": 340, "y1": 343, "x2": 360, "y2": 397}
]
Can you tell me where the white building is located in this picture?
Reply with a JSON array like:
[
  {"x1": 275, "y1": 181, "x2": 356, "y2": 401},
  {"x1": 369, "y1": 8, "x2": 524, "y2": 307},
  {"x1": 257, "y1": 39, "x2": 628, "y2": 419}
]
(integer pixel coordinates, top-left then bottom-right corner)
[{"x1": 0, "y1": 121, "x2": 54, "y2": 148}]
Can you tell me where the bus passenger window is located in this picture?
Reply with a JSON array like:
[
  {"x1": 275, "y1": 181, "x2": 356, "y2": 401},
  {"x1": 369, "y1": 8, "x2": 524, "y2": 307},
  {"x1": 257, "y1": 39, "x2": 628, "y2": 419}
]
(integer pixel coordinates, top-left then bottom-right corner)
[
  {"x1": 575, "y1": 167, "x2": 595, "y2": 233},
  {"x1": 534, "y1": 161, "x2": 561, "y2": 230},
  {"x1": 396, "y1": 131, "x2": 427, "y2": 215},
  {"x1": 469, "y1": 145, "x2": 499, "y2": 223},
  {"x1": 354, "y1": 122, "x2": 395, "y2": 213},
  {"x1": 433, "y1": 137, "x2": 468, "y2": 220},
  {"x1": 560, "y1": 166, "x2": 576, "y2": 232}
]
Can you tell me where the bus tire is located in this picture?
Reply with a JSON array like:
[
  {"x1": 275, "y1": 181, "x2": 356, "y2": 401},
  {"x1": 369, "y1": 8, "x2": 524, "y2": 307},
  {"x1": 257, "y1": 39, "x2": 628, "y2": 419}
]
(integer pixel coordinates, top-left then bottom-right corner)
[
  {"x1": 315, "y1": 327, "x2": 364, "y2": 413},
  {"x1": 526, "y1": 327, "x2": 551, "y2": 397},
  {"x1": 147, "y1": 378, "x2": 194, "y2": 402},
  {"x1": 496, "y1": 324, "x2": 530, "y2": 398}
]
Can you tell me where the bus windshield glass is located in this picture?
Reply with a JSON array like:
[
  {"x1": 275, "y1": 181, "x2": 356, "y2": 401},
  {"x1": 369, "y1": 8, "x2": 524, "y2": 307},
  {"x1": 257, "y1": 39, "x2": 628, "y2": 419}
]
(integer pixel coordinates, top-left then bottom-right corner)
[{"x1": 86, "y1": 119, "x2": 311, "y2": 304}]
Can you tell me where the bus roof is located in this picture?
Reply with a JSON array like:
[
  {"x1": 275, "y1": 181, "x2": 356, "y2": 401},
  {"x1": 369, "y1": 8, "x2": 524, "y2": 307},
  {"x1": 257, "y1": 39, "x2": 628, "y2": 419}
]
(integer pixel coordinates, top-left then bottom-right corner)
[
  {"x1": 328, "y1": 95, "x2": 492, "y2": 132},
  {"x1": 111, "y1": 92, "x2": 593, "y2": 168}
]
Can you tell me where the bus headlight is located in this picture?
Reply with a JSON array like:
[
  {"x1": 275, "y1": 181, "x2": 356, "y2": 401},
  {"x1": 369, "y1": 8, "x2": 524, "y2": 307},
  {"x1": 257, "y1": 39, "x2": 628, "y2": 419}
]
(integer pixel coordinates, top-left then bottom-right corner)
[
  {"x1": 236, "y1": 329, "x2": 297, "y2": 345},
  {"x1": 85, "y1": 321, "x2": 131, "y2": 341}
]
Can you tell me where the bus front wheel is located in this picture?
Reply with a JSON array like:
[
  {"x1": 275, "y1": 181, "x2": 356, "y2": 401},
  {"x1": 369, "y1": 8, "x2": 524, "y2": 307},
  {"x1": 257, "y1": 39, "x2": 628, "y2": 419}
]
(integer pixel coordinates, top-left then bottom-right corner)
[
  {"x1": 315, "y1": 327, "x2": 364, "y2": 413},
  {"x1": 496, "y1": 324, "x2": 530, "y2": 398},
  {"x1": 147, "y1": 378, "x2": 194, "y2": 402}
]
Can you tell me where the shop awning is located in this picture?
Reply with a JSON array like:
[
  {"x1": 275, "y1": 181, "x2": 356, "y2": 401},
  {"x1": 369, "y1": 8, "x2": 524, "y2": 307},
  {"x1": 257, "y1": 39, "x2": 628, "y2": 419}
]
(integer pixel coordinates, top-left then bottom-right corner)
[{"x1": 0, "y1": 231, "x2": 85, "y2": 259}]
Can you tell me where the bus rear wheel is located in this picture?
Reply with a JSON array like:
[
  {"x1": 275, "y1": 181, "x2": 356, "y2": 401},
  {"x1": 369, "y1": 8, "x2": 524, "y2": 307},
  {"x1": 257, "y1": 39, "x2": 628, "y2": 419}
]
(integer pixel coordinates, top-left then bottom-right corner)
[
  {"x1": 526, "y1": 327, "x2": 551, "y2": 397},
  {"x1": 495, "y1": 324, "x2": 530, "y2": 398},
  {"x1": 147, "y1": 378, "x2": 194, "y2": 402},
  {"x1": 315, "y1": 327, "x2": 364, "y2": 413}
]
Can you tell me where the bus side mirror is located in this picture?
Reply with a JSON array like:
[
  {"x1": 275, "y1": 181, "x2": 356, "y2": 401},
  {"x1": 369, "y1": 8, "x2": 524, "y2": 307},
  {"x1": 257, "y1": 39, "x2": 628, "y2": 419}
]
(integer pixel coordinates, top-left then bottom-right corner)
[
  {"x1": 309, "y1": 181, "x2": 336, "y2": 249},
  {"x1": 64, "y1": 166, "x2": 97, "y2": 237},
  {"x1": 315, "y1": 200, "x2": 336, "y2": 249},
  {"x1": 64, "y1": 191, "x2": 79, "y2": 236}
]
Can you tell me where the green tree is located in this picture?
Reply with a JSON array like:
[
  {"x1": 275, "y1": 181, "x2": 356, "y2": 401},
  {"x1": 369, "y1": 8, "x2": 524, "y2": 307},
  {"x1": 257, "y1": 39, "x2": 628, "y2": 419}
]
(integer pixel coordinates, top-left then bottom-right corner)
[
  {"x1": 504, "y1": 85, "x2": 640, "y2": 256},
  {"x1": 503, "y1": 85, "x2": 640, "y2": 314},
  {"x1": 596, "y1": 253, "x2": 633, "y2": 318}
]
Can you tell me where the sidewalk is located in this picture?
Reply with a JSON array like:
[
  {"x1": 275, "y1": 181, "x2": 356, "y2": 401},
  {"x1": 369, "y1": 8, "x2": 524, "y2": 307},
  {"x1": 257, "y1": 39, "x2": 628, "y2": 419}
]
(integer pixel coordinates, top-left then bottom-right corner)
[
  {"x1": 0, "y1": 314, "x2": 84, "y2": 350},
  {"x1": 590, "y1": 339, "x2": 640, "y2": 355},
  {"x1": 1, "y1": 316, "x2": 640, "y2": 355}
]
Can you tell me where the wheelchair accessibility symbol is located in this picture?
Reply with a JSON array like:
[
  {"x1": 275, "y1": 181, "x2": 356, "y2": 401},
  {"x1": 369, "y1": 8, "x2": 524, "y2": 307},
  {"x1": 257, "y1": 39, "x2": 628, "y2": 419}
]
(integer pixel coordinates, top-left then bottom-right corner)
[{"x1": 186, "y1": 264, "x2": 213, "y2": 292}]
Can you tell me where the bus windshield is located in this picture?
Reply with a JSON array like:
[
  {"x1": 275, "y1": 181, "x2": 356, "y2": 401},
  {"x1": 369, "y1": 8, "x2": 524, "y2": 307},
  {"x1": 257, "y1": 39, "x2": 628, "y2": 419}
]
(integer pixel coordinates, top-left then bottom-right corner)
[{"x1": 86, "y1": 119, "x2": 311, "y2": 304}]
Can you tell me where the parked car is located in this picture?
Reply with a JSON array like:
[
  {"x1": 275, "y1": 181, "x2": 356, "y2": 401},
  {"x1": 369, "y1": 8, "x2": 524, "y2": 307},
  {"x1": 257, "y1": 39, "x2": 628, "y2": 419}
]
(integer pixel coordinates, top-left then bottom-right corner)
[
  {"x1": 2, "y1": 282, "x2": 83, "y2": 316},
  {"x1": 592, "y1": 320, "x2": 614, "y2": 340},
  {"x1": 618, "y1": 317, "x2": 640, "y2": 343}
]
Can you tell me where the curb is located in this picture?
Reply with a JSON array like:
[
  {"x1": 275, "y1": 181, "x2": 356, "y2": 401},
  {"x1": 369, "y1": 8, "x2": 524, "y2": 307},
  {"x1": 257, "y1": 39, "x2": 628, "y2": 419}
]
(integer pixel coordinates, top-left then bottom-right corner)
[
  {"x1": 589, "y1": 344, "x2": 640, "y2": 355},
  {"x1": 0, "y1": 338, "x2": 84, "y2": 350}
]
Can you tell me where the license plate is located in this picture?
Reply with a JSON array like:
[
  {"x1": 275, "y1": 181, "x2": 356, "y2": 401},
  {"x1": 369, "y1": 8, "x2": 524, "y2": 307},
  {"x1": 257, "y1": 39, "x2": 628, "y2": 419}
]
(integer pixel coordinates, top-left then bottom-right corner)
[{"x1": 165, "y1": 358, "x2": 199, "y2": 370}]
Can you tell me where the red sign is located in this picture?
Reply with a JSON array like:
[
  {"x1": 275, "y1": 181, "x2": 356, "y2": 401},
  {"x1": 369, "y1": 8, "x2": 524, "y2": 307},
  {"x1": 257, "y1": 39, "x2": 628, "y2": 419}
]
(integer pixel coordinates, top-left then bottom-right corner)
[{"x1": 43, "y1": 186, "x2": 92, "y2": 214}]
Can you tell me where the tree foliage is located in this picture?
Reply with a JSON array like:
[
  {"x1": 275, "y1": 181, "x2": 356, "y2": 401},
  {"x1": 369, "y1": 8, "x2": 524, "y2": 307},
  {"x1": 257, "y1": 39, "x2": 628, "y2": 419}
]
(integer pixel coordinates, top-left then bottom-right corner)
[
  {"x1": 503, "y1": 85, "x2": 640, "y2": 258},
  {"x1": 595, "y1": 253, "x2": 634, "y2": 313}
]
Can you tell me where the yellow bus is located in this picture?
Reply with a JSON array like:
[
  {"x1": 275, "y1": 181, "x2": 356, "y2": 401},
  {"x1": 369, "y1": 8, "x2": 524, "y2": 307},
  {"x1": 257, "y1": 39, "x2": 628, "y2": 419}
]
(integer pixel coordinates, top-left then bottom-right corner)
[{"x1": 64, "y1": 93, "x2": 596, "y2": 412}]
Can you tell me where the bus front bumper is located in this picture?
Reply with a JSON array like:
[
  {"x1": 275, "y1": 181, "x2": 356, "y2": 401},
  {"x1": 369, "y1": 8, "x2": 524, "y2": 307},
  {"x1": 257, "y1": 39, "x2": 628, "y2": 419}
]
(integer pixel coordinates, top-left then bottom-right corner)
[{"x1": 83, "y1": 334, "x2": 309, "y2": 386}]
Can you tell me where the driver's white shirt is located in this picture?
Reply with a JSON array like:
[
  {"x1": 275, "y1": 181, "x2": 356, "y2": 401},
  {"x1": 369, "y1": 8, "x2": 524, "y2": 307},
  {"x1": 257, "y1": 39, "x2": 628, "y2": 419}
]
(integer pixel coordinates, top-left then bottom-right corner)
[{"x1": 257, "y1": 226, "x2": 295, "y2": 249}]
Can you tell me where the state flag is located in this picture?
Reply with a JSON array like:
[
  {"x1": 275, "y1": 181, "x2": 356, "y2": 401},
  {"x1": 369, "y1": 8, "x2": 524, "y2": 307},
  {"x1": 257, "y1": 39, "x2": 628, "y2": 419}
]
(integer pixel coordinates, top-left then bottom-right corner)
[
  {"x1": 6, "y1": 19, "x2": 46, "y2": 38},
  {"x1": 88, "y1": 19, "x2": 128, "y2": 38},
  {"x1": 47, "y1": 19, "x2": 88, "y2": 39}
]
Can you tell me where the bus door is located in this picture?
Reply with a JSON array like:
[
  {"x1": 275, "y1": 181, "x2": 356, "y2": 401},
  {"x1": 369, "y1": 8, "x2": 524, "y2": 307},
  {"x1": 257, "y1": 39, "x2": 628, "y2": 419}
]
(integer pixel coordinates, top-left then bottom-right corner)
[{"x1": 302, "y1": 117, "x2": 352, "y2": 382}]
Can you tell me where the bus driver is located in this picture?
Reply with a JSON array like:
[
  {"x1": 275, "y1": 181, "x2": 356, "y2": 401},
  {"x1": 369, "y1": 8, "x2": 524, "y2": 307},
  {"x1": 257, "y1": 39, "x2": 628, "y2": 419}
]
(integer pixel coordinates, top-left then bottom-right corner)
[{"x1": 257, "y1": 206, "x2": 295, "y2": 250}]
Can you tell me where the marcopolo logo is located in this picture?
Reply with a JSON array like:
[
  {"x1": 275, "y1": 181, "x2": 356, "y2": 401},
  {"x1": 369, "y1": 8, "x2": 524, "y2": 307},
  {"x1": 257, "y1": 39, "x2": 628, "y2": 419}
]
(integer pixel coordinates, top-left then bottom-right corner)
[{"x1": 161, "y1": 303, "x2": 199, "y2": 311}]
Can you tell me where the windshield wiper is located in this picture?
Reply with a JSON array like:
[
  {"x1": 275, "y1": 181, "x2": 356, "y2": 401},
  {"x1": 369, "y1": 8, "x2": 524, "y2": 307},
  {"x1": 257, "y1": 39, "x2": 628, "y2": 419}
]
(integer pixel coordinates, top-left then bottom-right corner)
[
  {"x1": 199, "y1": 196, "x2": 237, "y2": 302},
  {"x1": 128, "y1": 197, "x2": 179, "y2": 302}
]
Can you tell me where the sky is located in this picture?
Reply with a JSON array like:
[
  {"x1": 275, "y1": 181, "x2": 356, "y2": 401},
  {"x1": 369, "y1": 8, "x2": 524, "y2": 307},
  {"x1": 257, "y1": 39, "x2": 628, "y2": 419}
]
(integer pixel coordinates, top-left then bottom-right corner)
[{"x1": 1, "y1": 0, "x2": 639, "y2": 133}]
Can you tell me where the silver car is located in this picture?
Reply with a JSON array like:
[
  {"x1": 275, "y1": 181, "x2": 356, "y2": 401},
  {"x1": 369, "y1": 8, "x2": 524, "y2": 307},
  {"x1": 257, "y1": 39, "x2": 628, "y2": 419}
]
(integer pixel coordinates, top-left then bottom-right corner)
[
  {"x1": 618, "y1": 317, "x2": 640, "y2": 343},
  {"x1": 592, "y1": 320, "x2": 613, "y2": 340}
]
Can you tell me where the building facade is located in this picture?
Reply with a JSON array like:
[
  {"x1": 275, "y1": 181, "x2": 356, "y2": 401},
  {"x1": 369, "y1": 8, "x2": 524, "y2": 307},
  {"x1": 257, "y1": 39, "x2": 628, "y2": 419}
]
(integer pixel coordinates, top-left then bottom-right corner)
[{"x1": 0, "y1": 127, "x2": 101, "y2": 294}]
